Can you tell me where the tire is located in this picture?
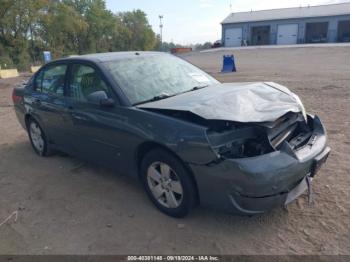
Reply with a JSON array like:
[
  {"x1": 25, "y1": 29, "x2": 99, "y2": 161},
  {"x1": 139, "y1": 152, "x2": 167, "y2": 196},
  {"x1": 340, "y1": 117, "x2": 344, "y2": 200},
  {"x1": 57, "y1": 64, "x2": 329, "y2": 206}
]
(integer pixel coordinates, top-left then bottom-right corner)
[
  {"x1": 140, "y1": 148, "x2": 197, "y2": 218},
  {"x1": 27, "y1": 118, "x2": 53, "y2": 157}
]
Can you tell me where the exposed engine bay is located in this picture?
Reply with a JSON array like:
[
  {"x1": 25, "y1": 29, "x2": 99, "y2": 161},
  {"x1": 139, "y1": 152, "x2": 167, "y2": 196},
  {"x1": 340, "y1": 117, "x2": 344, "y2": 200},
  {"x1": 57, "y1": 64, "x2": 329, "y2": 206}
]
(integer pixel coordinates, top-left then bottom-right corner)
[
  {"x1": 144, "y1": 108, "x2": 313, "y2": 159},
  {"x1": 206, "y1": 112, "x2": 313, "y2": 159}
]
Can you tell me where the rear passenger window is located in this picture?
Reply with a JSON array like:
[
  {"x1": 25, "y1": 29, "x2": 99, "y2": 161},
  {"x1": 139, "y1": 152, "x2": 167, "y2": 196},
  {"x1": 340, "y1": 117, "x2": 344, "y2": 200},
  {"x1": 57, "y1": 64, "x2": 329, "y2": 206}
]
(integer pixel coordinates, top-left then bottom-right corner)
[{"x1": 35, "y1": 64, "x2": 67, "y2": 97}]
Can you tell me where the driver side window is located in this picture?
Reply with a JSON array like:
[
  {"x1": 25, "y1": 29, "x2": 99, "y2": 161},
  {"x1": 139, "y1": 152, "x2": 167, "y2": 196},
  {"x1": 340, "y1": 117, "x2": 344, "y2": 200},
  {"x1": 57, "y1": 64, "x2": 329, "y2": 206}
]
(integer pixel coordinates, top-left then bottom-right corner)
[{"x1": 69, "y1": 64, "x2": 111, "y2": 102}]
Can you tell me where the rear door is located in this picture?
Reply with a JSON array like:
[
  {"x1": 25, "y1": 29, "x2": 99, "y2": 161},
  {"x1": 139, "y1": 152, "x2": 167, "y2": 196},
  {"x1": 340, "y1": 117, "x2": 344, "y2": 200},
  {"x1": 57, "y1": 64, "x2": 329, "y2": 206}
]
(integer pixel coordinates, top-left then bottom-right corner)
[
  {"x1": 32, "y1": 63, "x2": 72, "y2": 151},
  {"x1": 65, "y1": 62, "x2": 125, "y2": 167}
]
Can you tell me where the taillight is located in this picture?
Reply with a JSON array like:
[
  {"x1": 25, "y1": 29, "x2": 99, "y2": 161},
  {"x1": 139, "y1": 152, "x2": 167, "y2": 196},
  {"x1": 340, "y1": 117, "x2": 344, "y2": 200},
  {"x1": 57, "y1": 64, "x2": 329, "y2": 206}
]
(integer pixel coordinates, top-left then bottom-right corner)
[{"x1": 12, "y1": 90, "x2": 22, "y2": 103}]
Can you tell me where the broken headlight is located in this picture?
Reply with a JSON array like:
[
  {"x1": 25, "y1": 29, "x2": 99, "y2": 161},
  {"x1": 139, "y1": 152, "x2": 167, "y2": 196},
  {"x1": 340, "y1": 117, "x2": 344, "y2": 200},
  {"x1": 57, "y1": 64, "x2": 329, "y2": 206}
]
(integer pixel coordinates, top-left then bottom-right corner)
[
  {"x1": 207, "y1": 125, "x2": 274, "y2": 159},
  {"x1": 216, "y1": 137, "x2": 273, "y2": 159}
]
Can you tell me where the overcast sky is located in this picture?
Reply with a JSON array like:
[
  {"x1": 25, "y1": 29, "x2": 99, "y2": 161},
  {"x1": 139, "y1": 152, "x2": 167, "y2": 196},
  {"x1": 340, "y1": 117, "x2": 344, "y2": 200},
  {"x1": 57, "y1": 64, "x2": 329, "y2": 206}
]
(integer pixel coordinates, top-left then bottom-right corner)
[{"x1": 106, "y1": 0, "x2": 349, "y2": 44}]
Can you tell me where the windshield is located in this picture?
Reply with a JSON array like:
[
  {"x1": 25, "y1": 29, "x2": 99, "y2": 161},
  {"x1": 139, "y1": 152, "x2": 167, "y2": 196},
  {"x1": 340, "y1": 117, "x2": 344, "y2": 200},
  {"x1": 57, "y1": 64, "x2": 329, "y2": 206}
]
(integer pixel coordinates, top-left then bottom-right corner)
[{"x1": 104, "y1": 54, "x2": 220, "y2": 105}]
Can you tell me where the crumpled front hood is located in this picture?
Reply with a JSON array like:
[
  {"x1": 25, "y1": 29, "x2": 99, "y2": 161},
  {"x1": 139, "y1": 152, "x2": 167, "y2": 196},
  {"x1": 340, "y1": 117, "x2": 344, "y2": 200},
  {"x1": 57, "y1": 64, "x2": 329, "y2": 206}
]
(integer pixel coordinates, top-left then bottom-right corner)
[{"x1": 138, "y1": 82, "x2": 302, "y2": 123}]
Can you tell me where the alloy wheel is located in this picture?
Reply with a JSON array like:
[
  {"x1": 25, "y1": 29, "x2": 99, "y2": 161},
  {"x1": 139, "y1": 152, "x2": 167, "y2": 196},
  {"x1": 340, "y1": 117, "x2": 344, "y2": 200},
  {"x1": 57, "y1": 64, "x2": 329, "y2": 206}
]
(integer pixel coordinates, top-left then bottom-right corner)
[
  {"x1": 147, "y1": 161, "x2": 184, "y2": 208},
  {"x1": 29, "y1": 122, "x2": 44, "y2": 154}
]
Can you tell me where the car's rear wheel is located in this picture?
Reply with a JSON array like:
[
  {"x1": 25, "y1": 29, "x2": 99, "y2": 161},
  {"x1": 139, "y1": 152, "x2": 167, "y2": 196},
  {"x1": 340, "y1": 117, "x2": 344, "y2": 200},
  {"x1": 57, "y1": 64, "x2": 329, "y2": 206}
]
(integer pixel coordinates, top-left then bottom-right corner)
[
  {"x1": 140, "y1": 148, "x2": 197, "y2": 218},
  {"x1": 27, "y1": 119, "x2": 52, "y2": 156}
]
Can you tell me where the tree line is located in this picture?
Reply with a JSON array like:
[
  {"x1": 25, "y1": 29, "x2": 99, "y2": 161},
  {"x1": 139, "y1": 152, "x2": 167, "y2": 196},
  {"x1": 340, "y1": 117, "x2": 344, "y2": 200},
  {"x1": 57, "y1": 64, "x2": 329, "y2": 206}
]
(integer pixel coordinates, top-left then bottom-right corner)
[
  {"x1": 158, "y1": 41, "x2": 213, "y2": 52},
  {"x1": 0, "y1": 0, "x2": 158, "y2": 70}
]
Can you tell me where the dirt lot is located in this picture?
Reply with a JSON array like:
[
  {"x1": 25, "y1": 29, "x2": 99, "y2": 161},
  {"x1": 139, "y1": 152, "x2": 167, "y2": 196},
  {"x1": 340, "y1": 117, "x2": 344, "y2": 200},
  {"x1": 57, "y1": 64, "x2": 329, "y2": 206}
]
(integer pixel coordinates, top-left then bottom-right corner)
[{"x1": 0, "y1": 46, "x2": 349, "y2": 255}]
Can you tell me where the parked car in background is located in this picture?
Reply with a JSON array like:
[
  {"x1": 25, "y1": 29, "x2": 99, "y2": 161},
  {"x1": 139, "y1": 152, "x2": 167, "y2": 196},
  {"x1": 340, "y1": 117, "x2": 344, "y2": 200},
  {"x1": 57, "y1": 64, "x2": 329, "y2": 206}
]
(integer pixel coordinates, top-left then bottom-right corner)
[
  {"x1": 12, "y1": 52, "x2": 330, "y2": 217},
  {"x1": 211, "y1": 40, "x2": 222, "y2": 48}
]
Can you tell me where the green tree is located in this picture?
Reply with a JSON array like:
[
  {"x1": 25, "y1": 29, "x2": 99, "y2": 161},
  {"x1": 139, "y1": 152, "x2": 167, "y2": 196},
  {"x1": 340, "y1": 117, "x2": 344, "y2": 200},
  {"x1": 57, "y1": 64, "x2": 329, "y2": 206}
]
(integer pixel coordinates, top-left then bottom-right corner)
[
  {"x1": 85, "y1": 0, "x2": 116, "y2": 52},
  {"x1": 39, "y1": 1, "x2": 88, "y2": 57},
  {"x1": 118, "y1": 10, "x2": 156, "y2": 51},
  {"x1": 0, "y1": 0, "x2": 55, "y2": 67},
  {"x1": 0, "y1": 0, "x2": 158, "y2": 69}
]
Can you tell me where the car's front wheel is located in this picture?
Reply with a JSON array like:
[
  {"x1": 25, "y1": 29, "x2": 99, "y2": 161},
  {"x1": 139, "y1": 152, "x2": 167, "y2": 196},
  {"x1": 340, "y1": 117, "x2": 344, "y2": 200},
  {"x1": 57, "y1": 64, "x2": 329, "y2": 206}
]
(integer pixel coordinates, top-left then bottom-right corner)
[
  {"x1": 27, "y1": 118, "x2": 52, "y2": 156},
  {"x1": 140, "y1": 148, "x2": 197, "y2": 218}
]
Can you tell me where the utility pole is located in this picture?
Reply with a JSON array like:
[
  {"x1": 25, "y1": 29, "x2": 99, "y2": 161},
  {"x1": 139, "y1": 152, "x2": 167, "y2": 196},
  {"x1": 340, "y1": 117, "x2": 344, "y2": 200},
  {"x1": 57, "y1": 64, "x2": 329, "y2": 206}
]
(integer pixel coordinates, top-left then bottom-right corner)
[{"x1": 159, "y1": 15, "x2": 164, "y2": 44}]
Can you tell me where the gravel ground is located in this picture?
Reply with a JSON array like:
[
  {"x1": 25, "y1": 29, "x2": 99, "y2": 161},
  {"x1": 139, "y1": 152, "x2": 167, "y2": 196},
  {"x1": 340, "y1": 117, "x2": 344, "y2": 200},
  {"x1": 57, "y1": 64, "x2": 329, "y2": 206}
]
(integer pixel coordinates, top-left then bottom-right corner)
[{"x1": 0, "y1": 46, "x2": 349, "y2": 255}]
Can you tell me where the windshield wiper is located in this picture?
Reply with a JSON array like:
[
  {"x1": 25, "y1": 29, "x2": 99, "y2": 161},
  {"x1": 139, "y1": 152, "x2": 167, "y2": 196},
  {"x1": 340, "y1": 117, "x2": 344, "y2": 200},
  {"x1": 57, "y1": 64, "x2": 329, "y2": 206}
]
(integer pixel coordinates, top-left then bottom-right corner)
[
  {"x1": 134, "y1": 93, "x2": 174, "y2": 105},
  {"x1": 134, "y1": 85, "x2": 209, "y2": 106},
  {"x1": 191, "y1": 85, "x2": 209, "y2": 91},
  {"x1": 178, "y1": 84, "x2": 209, "y2": 95}
]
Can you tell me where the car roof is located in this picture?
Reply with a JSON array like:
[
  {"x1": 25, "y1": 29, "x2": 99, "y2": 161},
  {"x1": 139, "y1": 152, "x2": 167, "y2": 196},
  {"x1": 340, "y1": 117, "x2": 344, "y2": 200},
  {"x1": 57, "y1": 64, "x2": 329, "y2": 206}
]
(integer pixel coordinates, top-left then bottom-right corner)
[{"x1": 54, "y1": 51, "x2": 165, "y2": 63}]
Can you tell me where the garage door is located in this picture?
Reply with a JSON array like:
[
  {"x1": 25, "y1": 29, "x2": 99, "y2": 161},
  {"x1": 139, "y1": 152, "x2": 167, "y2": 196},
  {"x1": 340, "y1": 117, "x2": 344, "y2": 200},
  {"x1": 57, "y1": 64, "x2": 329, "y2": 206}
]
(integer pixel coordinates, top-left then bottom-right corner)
[
  {"x1": 225, "y1": 28, "x2": 242, "y2": 47},
  {"x1": 277, "y1": 24, "x2": 298, "y2": 45}
]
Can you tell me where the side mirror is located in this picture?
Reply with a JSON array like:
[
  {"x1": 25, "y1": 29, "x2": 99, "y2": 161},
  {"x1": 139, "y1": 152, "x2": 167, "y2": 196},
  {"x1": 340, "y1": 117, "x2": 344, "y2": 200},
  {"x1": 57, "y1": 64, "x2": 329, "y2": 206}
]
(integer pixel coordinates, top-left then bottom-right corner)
[{"x1": 86, "y1": 90, "x2": 114, "y2": 107}]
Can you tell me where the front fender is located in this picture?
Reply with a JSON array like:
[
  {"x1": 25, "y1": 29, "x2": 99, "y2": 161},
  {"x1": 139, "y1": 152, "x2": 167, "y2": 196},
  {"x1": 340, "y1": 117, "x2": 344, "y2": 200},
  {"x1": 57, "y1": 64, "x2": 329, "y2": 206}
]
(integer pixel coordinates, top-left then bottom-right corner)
[{"x1": 128, "y1": 108, "x2": 218, "y2": 165}]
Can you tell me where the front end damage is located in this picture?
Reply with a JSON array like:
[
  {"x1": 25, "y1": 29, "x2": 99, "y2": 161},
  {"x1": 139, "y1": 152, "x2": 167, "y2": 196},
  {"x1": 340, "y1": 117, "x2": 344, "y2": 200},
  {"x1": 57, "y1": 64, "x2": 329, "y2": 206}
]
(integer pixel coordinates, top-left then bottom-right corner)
[
  {"x1": 139, "y1": 82, "x2": 330, "y2": 214},
  {"x1": 190, "y1": 112, "x2": 330, "y2": 214}
]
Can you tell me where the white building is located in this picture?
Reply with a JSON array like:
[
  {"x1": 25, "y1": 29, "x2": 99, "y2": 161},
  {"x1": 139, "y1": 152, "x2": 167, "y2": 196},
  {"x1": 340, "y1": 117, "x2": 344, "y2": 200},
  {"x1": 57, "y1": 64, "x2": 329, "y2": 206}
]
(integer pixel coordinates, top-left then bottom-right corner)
[{"x1": 221, "y1": 2, "x2": 350, "y2": 46}]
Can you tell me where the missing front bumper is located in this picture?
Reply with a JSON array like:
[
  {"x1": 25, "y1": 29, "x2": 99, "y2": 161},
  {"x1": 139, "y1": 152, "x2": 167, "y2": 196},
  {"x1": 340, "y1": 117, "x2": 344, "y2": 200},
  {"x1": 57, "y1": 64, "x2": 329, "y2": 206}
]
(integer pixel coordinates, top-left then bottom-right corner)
[{"x1": 285, "y1": 146, "x2": 330, "y2": 206}]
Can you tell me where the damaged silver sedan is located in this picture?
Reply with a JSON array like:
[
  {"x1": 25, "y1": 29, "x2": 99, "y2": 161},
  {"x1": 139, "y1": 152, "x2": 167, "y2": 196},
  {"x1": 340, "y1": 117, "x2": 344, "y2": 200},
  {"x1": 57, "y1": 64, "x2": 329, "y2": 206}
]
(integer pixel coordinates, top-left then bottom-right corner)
[{"x1": 13, "y1": 52, "x2": 330, "y2": 217}]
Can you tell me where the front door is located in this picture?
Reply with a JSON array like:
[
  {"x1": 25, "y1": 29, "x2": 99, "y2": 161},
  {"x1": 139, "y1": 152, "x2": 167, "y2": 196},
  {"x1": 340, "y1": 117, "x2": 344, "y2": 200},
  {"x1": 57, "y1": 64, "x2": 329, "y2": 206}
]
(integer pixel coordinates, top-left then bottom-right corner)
[{"x1": 66, "y1": 63, "x2": 125, "y2": 168}]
